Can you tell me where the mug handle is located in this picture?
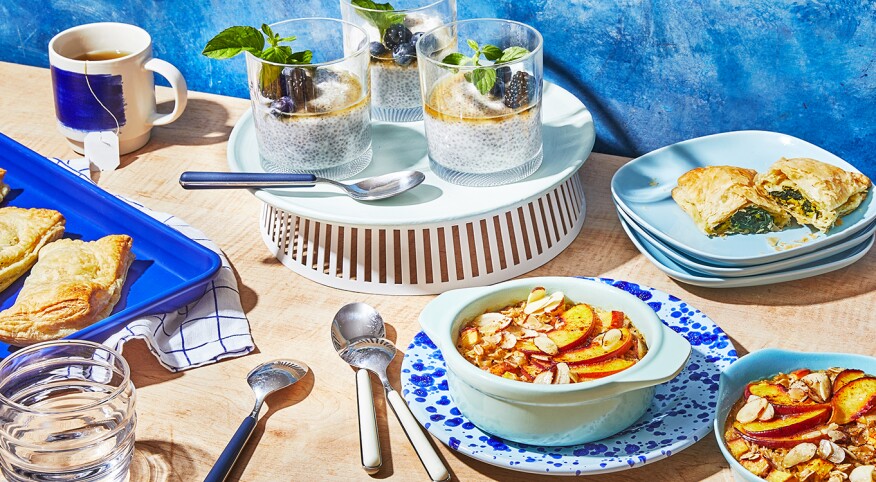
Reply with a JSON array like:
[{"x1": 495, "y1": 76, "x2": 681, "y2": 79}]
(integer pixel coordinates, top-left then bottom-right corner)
[{"x1": 144, "y1": 58, "x2": 188, "y2": 126}]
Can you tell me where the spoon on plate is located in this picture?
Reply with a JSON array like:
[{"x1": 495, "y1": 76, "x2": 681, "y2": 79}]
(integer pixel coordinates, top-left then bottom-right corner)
[
  {"x1": 203, "y1": 359, "x2": 310, "y2": 482},
  {"x1": 339, "y1": 336, "x2": 450, "y2": 482},
  {"x1": 178, "y1": 171, "x2": 425, "y2": 201},
  {"x1": 331, "y1": 303, "x2": 387, "y2": 474}
]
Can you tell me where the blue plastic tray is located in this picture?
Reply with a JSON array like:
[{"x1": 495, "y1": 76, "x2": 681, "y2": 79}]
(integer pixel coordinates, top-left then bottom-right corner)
[{"x1": 0, "y1": 133, "x2": 221, "y2": 357}]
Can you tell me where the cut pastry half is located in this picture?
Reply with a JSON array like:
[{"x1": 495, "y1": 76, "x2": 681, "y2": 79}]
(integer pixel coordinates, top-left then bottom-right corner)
[
  {"x1": 672, "y1": 166, "x2": 791, "y2": 236},
  {"x1": 0, "y1": 207, "x2": 66, "y2": 292},
  {"x1": 755, "y1": 157, "x2": 871, "y2": 233},
  {"x1": 0, "y1": 234, "x2": 134, "y2": 346}
]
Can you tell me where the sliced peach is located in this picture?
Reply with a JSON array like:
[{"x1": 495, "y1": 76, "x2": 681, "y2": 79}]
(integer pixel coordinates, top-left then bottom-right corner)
[
  {"x1": 833, "y1": 368, "x2": 866, "y2": 393},
  {"x1": 744, "y1": 381, "x2": 829, "y2": 415},
  {"x1": 738, "y1": 408, "x2": 831, "y2": 438},
  {"x1": 739, "y1": 457, "x2": 770, "y2": 478},
  {"x1": 733, "y1": 422, "x2": 828, "y2": 448},
  {"x1": 801, "y1": 458, "x2": 833, "y2": 479},
  {"x1": 530, "y1": 357, "x2": 553, "y2": 371},
  {"x1": 610, "y1": 310, "x2": 625, "y2": 329},
  {"x1": 457, "y1": 327, "x2": 480, "y2": 349},
  {"x1": 569, "y1": 358, "x2": 635, "y2": 379},
  {"x1": 520, "y1": 363, "x2": 543, "y2": 382},
  {"x1": 551, "y1": 304, "x2": 596, "y2": 351},
  {"x1": 830, "y1": 376, "x2": 876, "y2": 424},
  {"x1": 790, "y1": 368, "x2": 812, "y2": 379},
  {"x1": 765, "y1": 470, "x2": 795, "y2": 482},
  {"x1": 552, "y1": 328, "x2": 634, "y2": 366}
]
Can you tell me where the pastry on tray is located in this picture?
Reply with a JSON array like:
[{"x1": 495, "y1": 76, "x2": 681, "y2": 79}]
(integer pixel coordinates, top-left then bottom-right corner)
[
  {"x1": 671, "y1": 166, "x2": 791, "y2": 236},
  {"x1": 0, "y1": 207, "x2": 66, "y2": 292},
  {"x1": 755, "y1": 157, "x2": 871, "y2": 232},
  {"x1": 0, "y1": 168, "x2": 9, "y2": 201},
  {"x1": 0, "y1": 234, "x2": 134, "y2": 345}
]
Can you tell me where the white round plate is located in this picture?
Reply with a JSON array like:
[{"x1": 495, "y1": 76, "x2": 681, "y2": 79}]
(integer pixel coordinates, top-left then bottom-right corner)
[
  {"x1": 616, "y1": 205, "x2": 876, "y2": 277},
  {"x1": 617, "y1": 211, "x2": 876, "y2": 288},
  {"x1": 401, "y1": 277, "x2": 738, "y2": 475},
  {"x1": 228, "y1": 82, "x2": 595, "y2": 227}
]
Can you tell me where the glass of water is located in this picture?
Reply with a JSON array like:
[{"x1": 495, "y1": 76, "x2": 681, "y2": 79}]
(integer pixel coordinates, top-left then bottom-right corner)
[{"x1": 0, "y1": 341, "x2": 136, "y2": 482}]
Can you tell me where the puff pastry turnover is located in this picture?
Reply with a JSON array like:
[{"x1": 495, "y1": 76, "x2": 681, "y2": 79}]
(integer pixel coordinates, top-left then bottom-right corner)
[
  {"x1": 672, "y1": 166, "x2": 791, "y2": 236},
  {"x1": 0, "y1": 207, "x2": 66, "y2": 292},
  {"x1": 755, "y1": 157, "x2": 871, "y2": 232},
  {"x1": 0, "y1": 234, "x2": 133, "y2": 345},
  {"x1": 0, "y1": 168, "x2": 9, "y2": 201}
]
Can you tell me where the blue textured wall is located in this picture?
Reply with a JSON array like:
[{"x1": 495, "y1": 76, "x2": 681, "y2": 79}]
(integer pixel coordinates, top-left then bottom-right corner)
[{"x1": 2, "y1": 1, "x2": 874, "y2": 177}]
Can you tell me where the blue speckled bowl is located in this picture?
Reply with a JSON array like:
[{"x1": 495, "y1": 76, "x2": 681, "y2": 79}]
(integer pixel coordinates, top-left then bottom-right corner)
[
  {"x1": 418, "y1": 276, "x2": 692, "y2": 446},
  {"x1": 714, "y1": 349, "x2": 876, "y2": 482}
]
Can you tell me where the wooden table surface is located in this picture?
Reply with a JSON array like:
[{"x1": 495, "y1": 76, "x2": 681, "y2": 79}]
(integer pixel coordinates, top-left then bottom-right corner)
[{"x1": 1, "y1": 61, "x2": 874, "y2": 482}]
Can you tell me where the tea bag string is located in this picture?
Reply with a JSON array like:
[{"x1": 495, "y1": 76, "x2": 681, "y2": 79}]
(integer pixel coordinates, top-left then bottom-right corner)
[{"x1": 82, "y1": 61, "x2": 120, "y2": 137}]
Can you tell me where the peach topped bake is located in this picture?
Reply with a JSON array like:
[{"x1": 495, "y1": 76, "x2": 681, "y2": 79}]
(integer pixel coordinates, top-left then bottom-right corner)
[
  {"x1": 724, "y1": 368, "x2": 876, "y2": 482},
  {"x1": 455, "y1": 287, "x2": 648, "y2": 384}
]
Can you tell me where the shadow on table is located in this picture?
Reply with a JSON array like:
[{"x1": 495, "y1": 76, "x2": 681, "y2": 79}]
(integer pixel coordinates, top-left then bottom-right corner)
[
  {"x1": 126, "y1": 339, "x2": 184, "y2": 389},
  {"x1": 228, "y1": 367, "x2": 315, "y2": 481},
  {"x1": 228, "y1": 257, "x2": 258, "y2": 315},
  {"x1": 130, "y1": 439, "x2": 208, "y2": 482}
]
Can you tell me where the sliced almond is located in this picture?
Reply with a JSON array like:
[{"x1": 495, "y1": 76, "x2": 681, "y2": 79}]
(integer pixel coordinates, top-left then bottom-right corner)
[
  {"x1": 530, "y1": 354, "x2": 550, "y2": 361},
  {"x1": 783, "y1": 442, "x2": 817, "y2": 468},
  {"x1": 533, "y1": 370, "x2": 554, "y2": 384},
  {"x1": 482, "y1": 333, "x2": 502, "y2": 346},
  {"x1": 739, "y1": 450, "x2": 761, "y2": 461},
  {"x1": 819, "y1": 439, "x2": 846, "y2": 464},
  {"x1": 802, "y1": 372, "x2": 832, "y2": 403},
  {"x1": 500, "y1": 333, "x2": 517, "y2": 350},
  {"x1": 526, "y1": 287, "x2": 546, "y2": 305},
  {"x1": 747, "y1": 394, "x2": 763, "y2": 403},
  {"x1": 601, "y1": 329, "x2": 623, "y2": 349},
  {"x1": 850, "y1": 466, "x2": 876, "y2": 482},
  {"x1": 534, "y1": 334, "x2": 559, "y2": 355},
  {"x1": 758, "y1": 402, "x2": 775, "y2": 421},
  {"x1": 542, "y1": 292, "x2": 566, "y2": 314},
  {"x1": 736, "y1": 397, "x2": 769, "y2": 424},
  {"x1": 524, "y1": 295, "x2": 553, "y2": 314},
  {"x1": 474, "y1": 312, "x2": 506, "y2": 327},
  {"x1": 554, "y1": 363, "x2": 571, "y2": 384},
  {"x1": 788, "y1": 386, "x2": 809, "y2": 403}
]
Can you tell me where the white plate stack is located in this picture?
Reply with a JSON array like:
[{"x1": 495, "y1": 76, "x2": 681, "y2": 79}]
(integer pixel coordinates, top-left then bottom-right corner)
[{"x1": 610, "y1": 131, "x2": 875, "y2": 288}]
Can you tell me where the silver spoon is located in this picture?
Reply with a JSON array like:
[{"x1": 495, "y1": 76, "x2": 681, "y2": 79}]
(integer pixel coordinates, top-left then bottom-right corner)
[
  {"x1": 340, "y1": 337, "x2": 450, "y2": 482},
  {"x1": 178, "y1": 171, "x2": 426, "y2": 201},
  {"x1": 203, "y1": 359, "x2": 310, "y2": 482},
  {"x1": 331, "y1": 303, "x2": 387, "y2": 474}
]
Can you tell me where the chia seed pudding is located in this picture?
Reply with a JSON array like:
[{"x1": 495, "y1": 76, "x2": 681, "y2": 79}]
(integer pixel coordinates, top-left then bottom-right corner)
[
  {"x1": 252, "y1": 69, "x2": 372, "y2": 178},
  {"x1": 365, "y1": 13, "x2": 444, "y2": 122},
  {"x1": 424, "y1": 72, "x2": 542, "y2": 182}
]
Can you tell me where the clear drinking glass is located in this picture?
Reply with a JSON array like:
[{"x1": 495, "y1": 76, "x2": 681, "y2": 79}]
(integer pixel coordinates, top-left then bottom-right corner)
[
  {"x1": 417, "y1": 19, "x2": 544, "y2": 186},
  {"x1": 340, "y1": 0, "x2": 456, "y2": 122},
  {"x1": 0, "y1": 341, "x2": 136, "y2": 482},
  {"x1": 246, "y1": 18, "x2": 372, "y2": 180}
]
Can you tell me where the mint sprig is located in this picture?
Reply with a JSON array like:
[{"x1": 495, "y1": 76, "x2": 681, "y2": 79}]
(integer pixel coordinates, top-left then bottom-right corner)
[
  {"x1": 441, "y1": 40, "x2": 530, "y2": 95},
  {"x1": 202, "y1": 24, "x2": 312, "y2": 65},
  {"x1": 351, "y1": 0, "x2": 406, "y2": 38}
]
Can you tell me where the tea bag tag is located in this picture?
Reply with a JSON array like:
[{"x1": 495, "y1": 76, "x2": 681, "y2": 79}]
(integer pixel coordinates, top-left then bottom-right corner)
[{"x1": 84, "y1": 131, "x2": 120, "y2": 171}]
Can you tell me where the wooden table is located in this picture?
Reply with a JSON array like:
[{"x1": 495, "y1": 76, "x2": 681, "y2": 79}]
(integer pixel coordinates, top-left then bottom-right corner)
[{"x1": 1, "y1": 61, "x2": 874, "y2": 482}]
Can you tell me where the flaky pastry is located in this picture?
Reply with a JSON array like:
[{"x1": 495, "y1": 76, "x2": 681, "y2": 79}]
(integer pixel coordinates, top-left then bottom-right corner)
[{"x1": 0, "y1": 207, "x2": 65, "y2": 292}]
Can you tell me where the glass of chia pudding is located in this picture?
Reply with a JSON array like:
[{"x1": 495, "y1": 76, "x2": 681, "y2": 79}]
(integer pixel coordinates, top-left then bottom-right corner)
[
  {"x1": 340, "y1": 0, "x2": 456, "y2": 122},
  {"x1": 416, "y1": 19, "x2": 544, "y2": 187},
  {"x1": 245, "y1": 18, "x2": 372, "y2": 180}
]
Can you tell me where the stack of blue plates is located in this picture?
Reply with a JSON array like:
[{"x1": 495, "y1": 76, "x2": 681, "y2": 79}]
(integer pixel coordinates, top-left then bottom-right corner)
[{"x1": 610, "y1": 131, "x2": 876, "y2": 288}]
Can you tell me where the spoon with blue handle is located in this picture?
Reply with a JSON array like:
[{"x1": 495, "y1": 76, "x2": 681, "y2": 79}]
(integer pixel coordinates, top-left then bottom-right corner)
[
  {"x1": 179, "y1": 171, "x2": 425, "y2": 201},
  {"x1": 203, "y1": 359, "x2": 309, "y2": 482}
]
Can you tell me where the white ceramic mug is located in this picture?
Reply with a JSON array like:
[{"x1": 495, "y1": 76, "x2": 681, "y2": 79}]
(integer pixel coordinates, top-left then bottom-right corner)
[{"x1": 48, "y1": 22, "x2": 187, "y2": 155}]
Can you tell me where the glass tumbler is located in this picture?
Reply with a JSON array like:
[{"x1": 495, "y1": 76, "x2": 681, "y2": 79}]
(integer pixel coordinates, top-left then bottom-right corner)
[
  {"x1": 0, "y1": 341, "x2": 136, "y2": 482},
  {"x1": 340, "y1": 0, "x2": 457, "y2": 122},
  {"x1": 246, "y1": 18, "x2": 372, "y2": 180},
  {"x1": 417, "y1": 19, "x2": 544, "y2": 186}
]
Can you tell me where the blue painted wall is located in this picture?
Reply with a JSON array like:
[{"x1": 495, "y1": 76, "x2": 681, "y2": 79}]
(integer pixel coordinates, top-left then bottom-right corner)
[{"x1": 2, "y1": 1, "x2": 874, "y2": 177}]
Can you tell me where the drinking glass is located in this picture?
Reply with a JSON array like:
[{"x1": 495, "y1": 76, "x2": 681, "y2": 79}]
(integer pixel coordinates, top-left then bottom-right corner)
[
  {"x1": 417, "y1": 19, "x2": 544, "y2": 186},
  {"x1": 246, "y1": 18, "x2": 372, "y2": 180},
  {"x1": 340, "y1": 0, "x2": 457, "y2": 122},
  {"x1": 0, "y1": 341, "x2": 136, "y2": 482}
]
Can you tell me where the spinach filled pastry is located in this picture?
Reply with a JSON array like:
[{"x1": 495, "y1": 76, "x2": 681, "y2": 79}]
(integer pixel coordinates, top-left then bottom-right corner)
[
  {"x1": 0, "y1": 207, "x2": 66, "y2": 292},
  {"x1": 672, "y1": 166, "x2": 791, "y2": 236},
  {"x1": 0, "y1": 234, "x2": 133, "y2": 345},
  {"x1": 755, "y1": 157, "x2": 871, "y2": 233}
]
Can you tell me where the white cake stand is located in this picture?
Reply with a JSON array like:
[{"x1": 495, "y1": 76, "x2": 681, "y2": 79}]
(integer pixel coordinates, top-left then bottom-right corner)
[{"x1": 228, "y1": 82, "x2": 595, "y2": 295}]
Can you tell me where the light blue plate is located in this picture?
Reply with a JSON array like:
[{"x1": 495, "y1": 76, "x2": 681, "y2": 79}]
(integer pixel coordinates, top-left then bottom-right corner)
[
  {"x1": 401, "y1": 278, "x2": 738, "y2": 475},
  {"x1": 611, "y1": 131, "x2": 874, "y2": 267},
  {"x1": 617, "y1": 209, "x2": 875, "y2": 288},
  {"x1": 714, "y1": 349, "x2": 876, "y2": 482},
  {"x1": 617, "y1": 205, "x2": 876, "y2": 278}
]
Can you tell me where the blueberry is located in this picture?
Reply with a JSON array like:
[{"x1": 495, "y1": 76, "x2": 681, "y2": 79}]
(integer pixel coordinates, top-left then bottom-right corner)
[
  {"x1": 370, "y1": 41, "x2": 388, "y2": 57},
  {"x1": 392, "y1": 42, "x2": 417, "y2": 66},
  {"x1": 496, "y1": 66, "x2": 512, "y2": 84},
  {"x1": 410, "y1": 32, "x2": 423, "y2": 45},
  {"x1": 270, "y1": 96, "x2": 296, "y2": 116},
  {"x1": 383, "y1": 23, "x2": 412, "y2": 50},
  {"x1": 489, "y1": 77, "x2": 505, "y2": 98}
]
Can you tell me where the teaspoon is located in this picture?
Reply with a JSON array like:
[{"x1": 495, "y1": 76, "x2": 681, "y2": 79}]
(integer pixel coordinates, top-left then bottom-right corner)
[
  {"x1": 178, "y1": 171, "x2": 425, "y2": 201},
  {"x1": 331, "y1": 303, "x2": 387, "y2": 474},
  {"x1": 204, "y1": 359, "x2": 309, "y2": 482},
  {"x1": 339, "y1": 336, "x2": 450, "y2": 482}
]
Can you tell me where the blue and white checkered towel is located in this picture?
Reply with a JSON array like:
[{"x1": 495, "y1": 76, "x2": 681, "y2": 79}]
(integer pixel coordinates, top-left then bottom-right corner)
[{"x1": 53, "y1": 158, "x2": 255, "y2": 371}]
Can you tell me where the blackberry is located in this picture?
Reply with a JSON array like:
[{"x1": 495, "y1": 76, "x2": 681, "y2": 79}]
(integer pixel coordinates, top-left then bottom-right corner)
[
  {"x1": 489, "y1": 66, "x2": 512, "y2": 98},
  {"x1": 383, "y1": 23, "x2": 412, "y2": 50},
  {"x1": 504, "y1": 71, "x2": 532, "y2": 109},
  {"x1": 370, "y1": 41, "x2": 388, "y2": 57},
  {"x1": 392, "y1": 42, "x2": 417, "y2": 66},
  {"x1": 282, "y1": 67, "x2": 316, "y2": 106},
  {"x1": 270, "y1": 96, "x2": 296, "y2": 116}
]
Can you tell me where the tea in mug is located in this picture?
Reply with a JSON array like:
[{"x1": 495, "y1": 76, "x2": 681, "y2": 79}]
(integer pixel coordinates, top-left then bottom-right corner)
[{"x1": 73, "y1": 50, "x2": 131, "y2": 61}]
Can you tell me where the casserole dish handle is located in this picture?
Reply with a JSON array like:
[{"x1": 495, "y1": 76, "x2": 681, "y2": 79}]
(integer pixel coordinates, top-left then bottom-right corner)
[
  {"x1": 417, "y1": 288, "x2": 481, "y2": 352},
  {"x1": 613, "y1": 328, "x2": 692, "y2": 391}
]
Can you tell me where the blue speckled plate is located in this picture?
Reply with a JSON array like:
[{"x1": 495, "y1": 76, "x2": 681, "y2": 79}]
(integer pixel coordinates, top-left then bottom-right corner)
[{"x1": 401, "y1": 277, "x2": 738, "y2": 476}]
